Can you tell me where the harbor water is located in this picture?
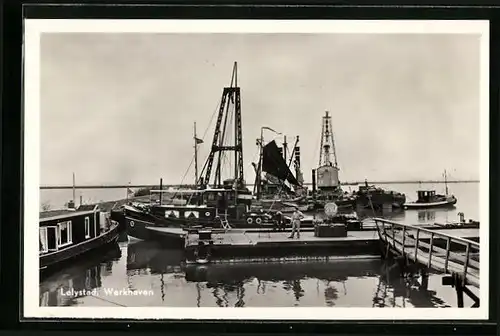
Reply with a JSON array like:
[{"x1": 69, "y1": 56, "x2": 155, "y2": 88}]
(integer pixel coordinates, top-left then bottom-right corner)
[{"x1": 39, "y1": 182, "x2": 480, "y2": 308}]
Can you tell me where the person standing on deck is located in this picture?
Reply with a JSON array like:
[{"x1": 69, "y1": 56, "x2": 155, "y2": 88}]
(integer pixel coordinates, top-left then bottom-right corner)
[
  {"x1": 274, "y1": 211, "x2": 284, "y2": 231},
  {"x1": 288, "y1": 206, "x2": 305, "y2": 239}
]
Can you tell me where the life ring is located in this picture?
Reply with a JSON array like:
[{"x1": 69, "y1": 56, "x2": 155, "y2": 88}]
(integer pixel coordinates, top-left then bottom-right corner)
[
  {"x1": 246, "y1": 217, "x2": 253, "y2": 224},
  {"x1": 205, "y1": 211, "x2": 210, "y2": 217},
  {"x1": 255, "y1": 217, "x2": 262, "y2": 225},
  {"x1": 129, "y1": 221, "x2": 135, "y2": 228}
]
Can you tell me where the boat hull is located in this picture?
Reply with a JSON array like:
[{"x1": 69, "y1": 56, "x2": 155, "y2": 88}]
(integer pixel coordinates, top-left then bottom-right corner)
[
  {"x1": 39, "y1": 223, "x2": 120, "y2": 278},
  {"x1": 125, "y1": 216, "x2": 187, "y2": 248},
  {"x1": 404, "y1": 198, "x2": 457, "y2": 209}
]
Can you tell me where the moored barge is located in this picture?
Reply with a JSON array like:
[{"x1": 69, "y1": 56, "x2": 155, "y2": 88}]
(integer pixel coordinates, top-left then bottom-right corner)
[{"x1": 39, "y1": 204, "x2": 120, "y2": 278}]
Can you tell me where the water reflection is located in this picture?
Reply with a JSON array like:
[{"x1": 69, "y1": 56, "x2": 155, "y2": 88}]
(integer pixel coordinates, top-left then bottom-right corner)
[
  {"x1": 38, "y1": 182, "x2": 478, "y2": 308},
  {"x1": 39, "y1": 238, "x2": 466, "y2": 308},
  {"x1": 417, "y1": 210, "x2": 436, "y2": 222},
  {"x1": 372, "y1": 260, "x2": 450, "y2": 308},
  {"x1": 40, "y1": 245, "x2": 121, "y2": 306},
  {"x1": 356, "y1": 207, "x2": 406, "y2": 222}
]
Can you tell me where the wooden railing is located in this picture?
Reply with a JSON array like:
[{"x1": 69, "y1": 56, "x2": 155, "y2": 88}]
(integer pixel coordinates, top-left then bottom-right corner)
[{"x1": 373, "y1": 218, "x2": 480, "y2": 288}]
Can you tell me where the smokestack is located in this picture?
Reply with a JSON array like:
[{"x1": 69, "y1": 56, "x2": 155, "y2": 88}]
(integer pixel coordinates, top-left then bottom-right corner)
[
  {"x1": 312, "y1": 169, "x2": 316, "y2": 199},
  {"x1": 159, "y1": 178, "x2": 163, "y2": 205}
]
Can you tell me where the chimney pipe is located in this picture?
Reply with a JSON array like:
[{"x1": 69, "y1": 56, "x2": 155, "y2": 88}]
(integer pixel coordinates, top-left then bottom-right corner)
[
  {"x1": 312, "y1": 169, "x2": 317, "y2": 199},
  {"x1": 159, "y1": 178, "x2": 163, "y2": 205}
]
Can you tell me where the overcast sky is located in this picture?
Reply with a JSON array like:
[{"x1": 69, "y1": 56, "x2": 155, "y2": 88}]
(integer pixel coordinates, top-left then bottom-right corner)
[{"x1": 40, "y1": 33, "x2": 481, "y2": 186}]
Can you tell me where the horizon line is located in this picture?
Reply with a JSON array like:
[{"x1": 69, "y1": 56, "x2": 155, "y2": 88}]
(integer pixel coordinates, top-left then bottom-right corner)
[{"x1": 39, "y1": 179, "x2": 480, "y2": 190}]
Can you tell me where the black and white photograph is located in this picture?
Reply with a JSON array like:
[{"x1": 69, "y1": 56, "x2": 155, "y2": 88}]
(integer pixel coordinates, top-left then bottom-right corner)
[{"x1": 23, "y1": 19, "x2": 489, "y2": 320}]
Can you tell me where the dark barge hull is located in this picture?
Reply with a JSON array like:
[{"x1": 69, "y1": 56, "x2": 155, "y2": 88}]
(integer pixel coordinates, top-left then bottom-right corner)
[
  {"x1": 39, "y1": 224, "x2": 120, "y2": 279},
  {"x1": 124, "y1": 216, "x2": 187, "y2": 248},
  {"x1": 183, "y1": 226, "x2": 479, "y2": 264}
]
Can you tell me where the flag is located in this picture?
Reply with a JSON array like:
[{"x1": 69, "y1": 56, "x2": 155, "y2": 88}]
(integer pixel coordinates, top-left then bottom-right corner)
[
  {"x1": 262, "y1": 126, "x2": 282, "y2": 135},
  {"x1": 195, "y1": 137, "x2": 204, "y2": 144},
  {"x1": 127, "y1": 188, "x2": 134, "y2": 195}
]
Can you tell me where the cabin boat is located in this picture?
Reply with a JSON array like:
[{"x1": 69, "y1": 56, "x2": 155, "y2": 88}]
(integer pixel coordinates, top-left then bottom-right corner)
[
  {"x1": 119, "y1": 184, "x2": 296, "y2": 247},
  {"x1": 403, "y1": 190, "x2": 457, "y2": 209},
  {"x1": 39, "y1": 204, "x2": 120, "y2": 277},
  {"x1": 404, "y1": 170, "x2": 457, "y2": 209}
]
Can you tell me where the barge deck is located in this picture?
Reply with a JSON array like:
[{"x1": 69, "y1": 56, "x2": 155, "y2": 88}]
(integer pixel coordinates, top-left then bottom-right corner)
[{"x1": 183, "y1": 227, "x2": 479, "y2": 264}]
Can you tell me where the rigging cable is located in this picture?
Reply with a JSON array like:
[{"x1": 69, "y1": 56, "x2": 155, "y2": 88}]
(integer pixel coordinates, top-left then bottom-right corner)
[{"x1": 172, "y1": 99, "x2": 221, "y2": 201}]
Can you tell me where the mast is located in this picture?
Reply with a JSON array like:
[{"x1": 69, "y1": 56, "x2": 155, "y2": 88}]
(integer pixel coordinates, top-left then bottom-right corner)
[
  {"x1": 199, "y1": 62, "x2": 244, "y2": 189},
  {"x1": 256, "y1": 128, "x2": 264, "y2": 200},
  {"x1": 72, "y1": 172, "x2": 76, "y2": 203},
  {"x1": 444, "y1": 169, "x2": 448, "y2": 195},
  {"x1": 283, "y1": 135, "x2": 287, "y2": 162},
  {"x1": 194, "y1": 122, "x2": 198, "y2": 186}
]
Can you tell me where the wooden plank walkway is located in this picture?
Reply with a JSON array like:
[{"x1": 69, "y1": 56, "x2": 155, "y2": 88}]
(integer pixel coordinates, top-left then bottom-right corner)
[
  {"x1": 374, "y1": 218, "x2": 480, "y2": 288},
  {"x1": 151, "y1": 226, "x2": 478, "y2": 243},
  {"x1": 185, "y1": 229, "x2": 381, "y2": 246}
]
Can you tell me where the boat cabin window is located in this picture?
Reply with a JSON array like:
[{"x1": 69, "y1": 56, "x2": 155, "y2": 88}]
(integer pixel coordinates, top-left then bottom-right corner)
[
  {"x1": 85, "y1": 217, "x2": 91, "y2": 238},
  {"x1": 417, "y1": 190, "x2": 435, "y2": 201},
  {"x1": 57, "y1": 221, "x2": 73, "y2": 247},
  {"x1": 39, "y1": 227, "x2": 48, "y2": 254}
]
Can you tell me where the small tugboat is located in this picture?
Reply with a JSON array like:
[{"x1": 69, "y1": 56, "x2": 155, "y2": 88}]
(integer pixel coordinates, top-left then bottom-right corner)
[
  {"x1": 403, "y1": 170, "x2": 457, "y2": 209},
  {"x1": 39, "y1": 202, "x2": 120, "y2": 278},
  {"x1": 308, "y1": 111, "x2": 356, "y2": 211}
]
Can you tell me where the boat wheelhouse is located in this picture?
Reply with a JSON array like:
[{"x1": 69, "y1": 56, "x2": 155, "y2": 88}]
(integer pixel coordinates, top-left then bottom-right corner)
[{"x1": 39, "y1": 204, "x2": 120, "y2": 276}]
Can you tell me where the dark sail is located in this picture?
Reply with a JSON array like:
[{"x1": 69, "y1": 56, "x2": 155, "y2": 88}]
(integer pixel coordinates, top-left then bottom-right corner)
[{"x1": 262, "y1": 140, "x2": 299, "y2": 186}]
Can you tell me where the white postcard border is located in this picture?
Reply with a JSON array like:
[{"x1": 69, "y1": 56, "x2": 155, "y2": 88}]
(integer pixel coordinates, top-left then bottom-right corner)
[{"x1": 24, "y1": 19, "x2": 490, "y2": 320}]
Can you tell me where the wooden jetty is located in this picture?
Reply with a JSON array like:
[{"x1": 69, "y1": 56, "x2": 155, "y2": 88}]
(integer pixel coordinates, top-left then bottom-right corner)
[{"x1": 373, "y1": 218, "x2": 480, "y2": 308}]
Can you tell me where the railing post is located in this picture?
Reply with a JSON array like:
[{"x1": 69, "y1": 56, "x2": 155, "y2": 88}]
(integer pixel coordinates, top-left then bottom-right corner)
[
  {"x1": 383, "y1": 221, "x2": 387, "y2": 240},
  {"x1": 427, "y1": 232, "x2": 434, "y2": 268},
  {"x1": 444, "y1": 237, "x2": 451, "y2": 273},
  {"x1": 414, "y1": 229, "x2": 420, "y2": 261},
  {"x1": 402, "y1": 225, "x2": 406, "y2": 250},
  {"x1": 391, "y1": 223, "x2": 395, "y2": 247},
  {"x1": 463, "y1": 242, "x2": 470, "y2": 282}
]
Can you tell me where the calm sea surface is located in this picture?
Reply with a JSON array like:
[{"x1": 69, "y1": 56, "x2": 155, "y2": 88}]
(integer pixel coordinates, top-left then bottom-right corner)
[{"x1": 39, "y1": 182, "x2": 481, "y2": 308}]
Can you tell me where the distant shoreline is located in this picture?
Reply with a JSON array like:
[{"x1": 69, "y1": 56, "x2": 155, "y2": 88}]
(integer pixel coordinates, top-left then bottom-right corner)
[{"x1": 40, "y1": 180, "x2": 479, "y2": 190}]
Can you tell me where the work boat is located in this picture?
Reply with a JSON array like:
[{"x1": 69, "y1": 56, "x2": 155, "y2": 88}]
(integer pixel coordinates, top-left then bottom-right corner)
[
  {"x1": 308, "y1": 111, "x2": 357, "y2": 211},
  {"x1": 251, "y1": 133, "x2": 311, "y2": 213},
  {"x1": 403, "y1": 170, "x2": 457, "y2": 209},
  {"x1": 114, "y1": 63, "x2": 315, "y2": 246}
]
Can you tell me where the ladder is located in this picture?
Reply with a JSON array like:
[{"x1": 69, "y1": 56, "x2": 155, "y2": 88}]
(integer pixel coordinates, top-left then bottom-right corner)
[{"x1": 219, "y1": 213, "x2": 231, "y2": 230}]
